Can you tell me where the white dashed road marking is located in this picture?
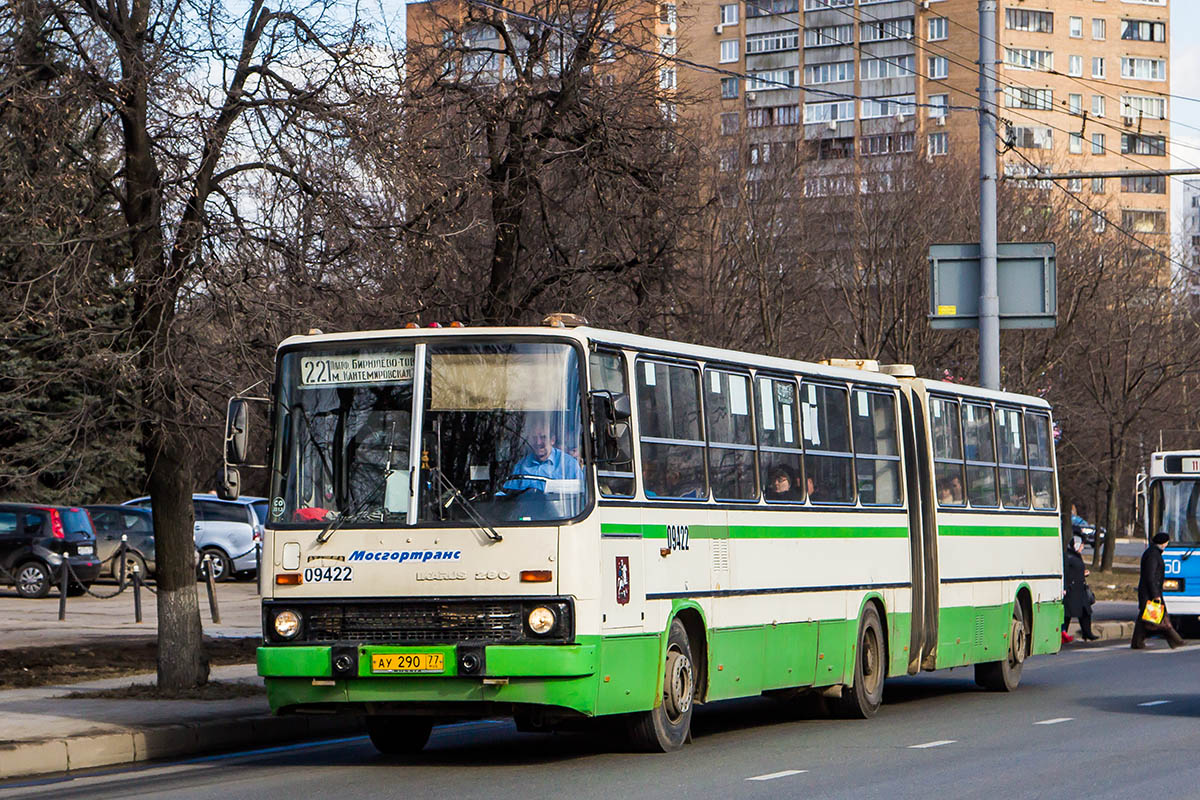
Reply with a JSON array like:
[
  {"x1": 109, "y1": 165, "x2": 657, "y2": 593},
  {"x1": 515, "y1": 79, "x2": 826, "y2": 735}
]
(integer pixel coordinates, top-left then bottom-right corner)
[
  {"x1": 746, "y1": 770, "x2": 807, "y2": 781},
  {"x1": 1033, "y1": 718, "x2": 1073, "y2": 725},
  {"x1": 1138, "y1": 700, "x2": 1171, "y2": 707},
  {"x1": 909, "y1": 740, "x2": 955, "y2": 749}
]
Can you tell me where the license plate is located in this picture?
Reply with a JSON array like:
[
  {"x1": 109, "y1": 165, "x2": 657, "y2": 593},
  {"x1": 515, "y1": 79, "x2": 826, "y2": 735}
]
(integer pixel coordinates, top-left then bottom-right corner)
[
  {"x1": 77, "y1": 546, "x2": 94, "y2": 555},
  {"x1": 370, "y1": 653, "x2": 445, "y2": 674}
]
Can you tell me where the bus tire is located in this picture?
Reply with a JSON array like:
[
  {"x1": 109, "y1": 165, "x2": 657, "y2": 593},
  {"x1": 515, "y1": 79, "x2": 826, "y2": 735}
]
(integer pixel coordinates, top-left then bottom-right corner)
[
  {"x1": 837, "y1": 604, "x2": 885, "y2": 719},
  {"x1": 627, "y1": 618, "x2": 695, "y2": 752},
  {"x1": 366, "y1": 715, "x2": 433, "y2": 755},
  {"x1": 975, "y1": 600, "x2": 1027, "y2": 692}
]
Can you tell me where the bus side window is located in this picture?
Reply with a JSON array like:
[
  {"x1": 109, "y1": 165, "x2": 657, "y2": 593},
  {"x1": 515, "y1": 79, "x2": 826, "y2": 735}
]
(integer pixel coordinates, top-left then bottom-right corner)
[
  {"x1": 704, "y1": 368, "x2": 757, "y2": 501},
  {"x1": 802, "y1": 382, "x2": 854, "y2": 504},
  {"x1": 930, "y1": 397, "x2": 965, "y2": 506},
  {"x1": 1025, "y1": 411, "x2": 1056, "y2": 510},
  {"x1": 636, "y1": 360, "x2": 707, "y2": 500},
  {"x1": 961, "y1": 402, "x2": 998, "y2": 507},
  {"x1": 590, "y1": 351, "x2": 635, "y2": 497},
  {"x1": 995, "y1": 407, "x2": 1029, "y2": 509},
  {"x1": 757, "y1": 376, "x2": 804, "y2": 503},
  {"x1": 851, "y1": 388, "x2": 902, "y2": 505}
]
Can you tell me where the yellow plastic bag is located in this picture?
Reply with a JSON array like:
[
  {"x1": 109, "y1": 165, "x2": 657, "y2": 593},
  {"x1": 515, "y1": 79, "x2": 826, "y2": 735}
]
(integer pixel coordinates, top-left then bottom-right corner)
[{"x1": 1142, "y1": 600, "x2": 1165, "y2": 626}]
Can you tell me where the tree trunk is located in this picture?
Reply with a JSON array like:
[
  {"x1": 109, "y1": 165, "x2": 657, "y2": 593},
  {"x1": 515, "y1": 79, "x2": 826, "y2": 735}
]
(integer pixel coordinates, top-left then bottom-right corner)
[{"x1": 1100, "y1": 457, "x2": 1122, "y2": 573}]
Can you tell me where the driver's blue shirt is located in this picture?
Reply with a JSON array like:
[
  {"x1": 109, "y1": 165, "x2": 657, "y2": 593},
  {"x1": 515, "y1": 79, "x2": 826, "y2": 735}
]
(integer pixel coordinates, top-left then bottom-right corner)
[{"x1": 505, "y1": 448, "x2": 583, "y2": 491}]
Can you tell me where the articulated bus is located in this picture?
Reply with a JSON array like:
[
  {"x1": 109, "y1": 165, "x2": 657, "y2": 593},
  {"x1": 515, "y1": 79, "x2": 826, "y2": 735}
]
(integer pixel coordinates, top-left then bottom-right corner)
[
  {"x1": 1142, "y1": 451, "x2": 1200, "y2": 632},
  {"x1": 223, "y1": 320, "x2": 1063, "y2": 754}
]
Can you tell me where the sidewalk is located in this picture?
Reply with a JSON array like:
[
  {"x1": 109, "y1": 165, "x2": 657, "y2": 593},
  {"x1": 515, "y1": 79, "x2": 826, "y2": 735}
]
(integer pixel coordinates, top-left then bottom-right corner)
[{"x1": 0, "y1": 664, "x2": 363, "y2": 780}]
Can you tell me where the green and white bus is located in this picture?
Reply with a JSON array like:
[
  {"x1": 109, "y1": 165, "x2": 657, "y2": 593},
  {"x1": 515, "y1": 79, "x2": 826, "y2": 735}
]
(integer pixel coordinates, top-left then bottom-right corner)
[{"x1": 223, "y1": 320, "x2": 1063, "y2": 753}]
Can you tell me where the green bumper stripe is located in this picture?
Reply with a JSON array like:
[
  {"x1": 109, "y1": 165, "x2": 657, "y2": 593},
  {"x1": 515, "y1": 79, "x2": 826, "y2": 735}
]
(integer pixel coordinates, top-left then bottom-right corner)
[
  {"x1": 616, "y1": 523, "x2": 907, "y2": 540},
  {"x1": 939, "y1": 525, "x2": 1059, "y2": 537},
  {"x1": 259, "y1": 644, "x2": 597, "y2": 679}
]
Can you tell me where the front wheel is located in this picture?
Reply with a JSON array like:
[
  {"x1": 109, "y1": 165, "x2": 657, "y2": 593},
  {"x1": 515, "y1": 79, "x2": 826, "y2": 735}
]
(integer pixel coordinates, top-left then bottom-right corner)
[
  {"x1": 627, "y1": 618, "x2": 695, "y2": 752},
  {"x1": 366, "y1": 716, "x2": 433, "y2": 755},
  {"x1": 838, "y1": 604, "x2": 886, "y2": 719},
  {"x1": 975, "y1": 600, "x2": 1028, "y2": 692}
]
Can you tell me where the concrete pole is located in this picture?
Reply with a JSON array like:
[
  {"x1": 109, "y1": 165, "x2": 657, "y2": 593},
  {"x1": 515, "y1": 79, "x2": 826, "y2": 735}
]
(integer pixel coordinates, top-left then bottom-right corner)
[{"x1": 978, "y1": 0, "x2": 1000, "y2": 390}]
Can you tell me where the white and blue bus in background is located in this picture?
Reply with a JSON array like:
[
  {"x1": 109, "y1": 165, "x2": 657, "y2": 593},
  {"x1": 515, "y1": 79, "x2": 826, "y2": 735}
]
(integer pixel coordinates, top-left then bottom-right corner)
[{"x1": 1143, "y1": 451, "x2": 1200, "y2": 633}]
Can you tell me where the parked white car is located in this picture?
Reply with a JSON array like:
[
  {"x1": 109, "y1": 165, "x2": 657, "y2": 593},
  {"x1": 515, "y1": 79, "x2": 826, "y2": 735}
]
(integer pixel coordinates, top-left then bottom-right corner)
[{"x1": 122, "y1": 494, "x2": 266, "y2": 581}]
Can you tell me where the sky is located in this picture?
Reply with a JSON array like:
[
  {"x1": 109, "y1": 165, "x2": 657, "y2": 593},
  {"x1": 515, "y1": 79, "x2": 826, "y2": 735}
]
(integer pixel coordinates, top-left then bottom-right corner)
[{"x1": 1170, "y1": 2, "x2": 1200, "y2": 233}]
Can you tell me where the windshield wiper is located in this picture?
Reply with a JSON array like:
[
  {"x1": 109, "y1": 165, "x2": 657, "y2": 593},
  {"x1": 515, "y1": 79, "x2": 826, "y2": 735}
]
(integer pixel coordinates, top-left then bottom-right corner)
[{"x1": 432, "y1": 469, "x2": 503, "y2": 542}]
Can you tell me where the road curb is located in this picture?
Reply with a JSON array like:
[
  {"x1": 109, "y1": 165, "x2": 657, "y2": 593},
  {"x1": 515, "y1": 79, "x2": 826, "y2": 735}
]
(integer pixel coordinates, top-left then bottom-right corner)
[
  {"x1": 1065, "y1": 619, "x2": 1136, "y2": 644},
  {"x1": 0, "y1": 713, "x2": 365, "y2": 780}
]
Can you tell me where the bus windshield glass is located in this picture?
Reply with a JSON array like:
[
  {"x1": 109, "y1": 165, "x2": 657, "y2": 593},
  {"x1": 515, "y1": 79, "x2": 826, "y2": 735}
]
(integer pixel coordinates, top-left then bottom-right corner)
[
  {"x1": 272, "y1": 346, "x2": 416, "y2": 526},
  {"x1": 1150, "y1": 479, "x2": 1200, "y2": 544},
  {"x1": 419, "y1": 342, "x2": 587, "y2": 525}
]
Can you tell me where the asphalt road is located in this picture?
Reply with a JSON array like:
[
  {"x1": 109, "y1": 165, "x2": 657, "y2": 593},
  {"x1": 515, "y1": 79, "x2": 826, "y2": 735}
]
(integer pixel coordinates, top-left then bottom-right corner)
[{"x1": 4, "y1": 641, "x2": 1197, "y2": 800}]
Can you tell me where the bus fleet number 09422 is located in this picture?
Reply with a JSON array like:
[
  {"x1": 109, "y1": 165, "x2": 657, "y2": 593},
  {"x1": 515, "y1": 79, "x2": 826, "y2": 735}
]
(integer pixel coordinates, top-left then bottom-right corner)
[{"x1": 303, "y1": 566, "x2": 354, "y2": 582}]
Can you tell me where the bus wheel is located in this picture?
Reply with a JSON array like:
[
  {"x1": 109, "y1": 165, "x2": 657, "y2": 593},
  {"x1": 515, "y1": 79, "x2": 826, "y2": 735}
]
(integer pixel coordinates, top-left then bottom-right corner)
[
  {"x1": 975, "y1": 601, "x2": 1027, "y2": 692},
  {"x1": 366, "y1": 715, "x2": 433, "y2": 755},
  {"x1": 627, "y1": 618, "x2": 695, "y2": 752},
  {"x1": 838, "y1": 604, "x2": 885, "y2": 719}
]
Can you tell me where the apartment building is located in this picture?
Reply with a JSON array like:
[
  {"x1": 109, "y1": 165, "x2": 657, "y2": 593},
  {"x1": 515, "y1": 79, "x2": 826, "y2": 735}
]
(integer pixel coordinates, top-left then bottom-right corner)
[
  {"x1": 683, "y1": 0, "x2": 1170, "y2": 230},
  {"x1": 1182, "y1": 178, "x2": 1200, "y2": 286}
]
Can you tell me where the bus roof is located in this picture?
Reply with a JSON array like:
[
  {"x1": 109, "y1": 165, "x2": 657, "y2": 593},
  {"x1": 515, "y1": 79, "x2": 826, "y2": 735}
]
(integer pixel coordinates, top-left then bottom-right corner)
[
  {"x1": 1149, "y1": 451, "x2": 1200, "y2": 479},
  {"x1": 908, "y1": 378, "x2": 1052, "y2": 410}
]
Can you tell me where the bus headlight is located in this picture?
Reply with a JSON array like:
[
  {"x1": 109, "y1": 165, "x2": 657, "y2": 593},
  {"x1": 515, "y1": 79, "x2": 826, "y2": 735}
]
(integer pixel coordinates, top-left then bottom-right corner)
[
  {"x1": 273, "y1": 609, "x2": 302, "y2": 639},
  {"x1": 527, "y1": 606, "x2": 556, "y2": 635},
  {"x1": 1163, "y1": 579, "x2": 1182, "y2": 592}
]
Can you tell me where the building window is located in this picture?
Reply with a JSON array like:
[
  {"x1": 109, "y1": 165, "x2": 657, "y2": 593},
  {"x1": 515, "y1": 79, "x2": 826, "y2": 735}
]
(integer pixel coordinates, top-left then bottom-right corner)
[
  {"x1": 1005, "y1": 87, "x2": 1052, "y2": 110},
  {"x1": 659, "y1": 3, "x2": 676, "y2": 24},
  {"x1": 805, "y1": 61, "x2": 854, "y2": 84},
  {"x1": 1122, "y1": 210, "x2": 1166, "y2": 233},
  {"x1": 720, "y1": 111, "x2": 739, "y2": 135},
  {"x1": 659, "y1": 36, "x2": 677, "y2": 56},
  {"x1": 1093, "y1": 212, "x2": 1107, "y2": 234},
  {"x1": 1121, "y1": 19, "x2": 1166, "y2": 42},
  {"x1": 1121, "y1": 95, "x2": 1167, "y2": 120},
  {"x1": 775, "y1": 105, "x2": 800, "y2": 125},
  {"x1": 1091, "y1": 133, "x2": 1105, "y2": 154},
  {"x1": 1122, "y1": 133, "x2": 1167, "y2": 156},
  {"x1": 718, "y1": 150, "x2": 736, "y2": 172},
  {"x1": 1121, "y1": 175, "x2": 1166, "y2": 194},
  {"x1": 659, "y1": 67, "x2": 677, "y2": 89},
  {"x1": 1006, "y1": 48, "x2": 1053, "y2": 71},
  {"x1": 804, "y1": 0, "x2": 851, "y2": 7},
  {"x1": 1069, "y1": 16, "x2": 1083, "y2": 37},
  {"x1": 1092, "y1": 18, "x2": 1106, "y2": 39},
  {"x1": 747, "y1": 29, "x2": 800, "y2": 53},
  {"x1": 1068, "y1": 55, "x2": 1083, "y2": 77},
  {"x1": 747, "y1": 69, "x2": 797, "y2": 92},
  {"x1": 804, "y1": 24, "x2": 853, "y2": 48},
  {"x1": 1010, "y1": 126, "x2": 1053, "y2": 149},
  {"x1": 1005, "y1": 8, "x2": 1053, "y2": 33},
  {"x1": 1069, "y1": 132, "x2": 1083, "y2": 154},
  {"x1": 747, "y1": 108, "x2": 769, "y2": 128},
  {"x1": 1091, "y1": 177, "x2": 1105, "y2": 194},
  {"x1": 861, "y1": 55, "x2": 914, "y2": 80},
  {"x1": 928, "y1": 17, "x2": 948, "y2": 41},
  {"x1": 860, "y1": 18, "x2": 914, "y2": 43},
  {"x1": 817, "y1": 137, "x2": 855, "y2": 160},
  {"x1": 1069, "y1": 209, "x2": 1082, "y2": 228},
  {"x1": 1068, "y1": 93, "x2": 1083, "y2": 114},
  {"x1": 1121, "y1": 57, "x2": 1167, "y2": 81},
  {"x1": 720, "y1": 3, "x2": 738, "y2": 25},
  {"x1": 1092, "y1": 57, "x2": 1105, "y2": 78},
  {"x1": 1068, "y1": 177, "x2": 1083, "y2": 192},
  {"x1": 928, "y1": 56, "x2": 948, "y2": 79},
  {"x1": 746, "y1": 0, "x2": 799, "y2": 16},
  {"x1": 1092, "y1": 95, "x2": 1105, "y2": 117},
  {"x1": 860, "y1": 95, "x2": 915, "y2": 119},
  {"x1": 719, "y1": 39, "x2": 739, "y2": 63},
  {"x1": 804, "y1": 99, "x2": 855, "y2": 124},
  {"x1": 928, "y1": 132, "x2": 948, "y2": 156},
  {"x1": 721, "y1": 77, "x2": 739, "y2": 98},
  {"x1": 928, "y1": 93, "x2": 948, "y2": 119}
]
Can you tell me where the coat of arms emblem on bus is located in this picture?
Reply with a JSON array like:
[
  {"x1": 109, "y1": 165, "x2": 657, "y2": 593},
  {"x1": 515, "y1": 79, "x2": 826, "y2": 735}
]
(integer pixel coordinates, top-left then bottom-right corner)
[{"x1": 615, "y1": 556, "x2": 630, "y2": 605}]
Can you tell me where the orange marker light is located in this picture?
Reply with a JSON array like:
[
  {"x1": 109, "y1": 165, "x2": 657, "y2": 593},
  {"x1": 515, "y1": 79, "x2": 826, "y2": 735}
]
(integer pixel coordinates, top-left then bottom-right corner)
[
  {"x1": 276, "y1": 573, "x2": 303, "y2": 585},
  {"x1": 520, "y1": 570, "x2": 553, "y2": 583}
]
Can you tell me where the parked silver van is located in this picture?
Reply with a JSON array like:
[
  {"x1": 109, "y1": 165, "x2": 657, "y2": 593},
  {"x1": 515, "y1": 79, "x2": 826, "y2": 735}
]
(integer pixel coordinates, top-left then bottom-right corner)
[{"x1": 122, "y1": 494, "x2": 266, "y2": 581}]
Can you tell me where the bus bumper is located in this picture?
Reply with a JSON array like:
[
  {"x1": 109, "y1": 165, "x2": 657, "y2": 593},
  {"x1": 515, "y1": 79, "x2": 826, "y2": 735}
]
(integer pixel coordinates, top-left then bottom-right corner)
[
  {"x1": 259, "y1": 642, "x2": 601, "y2": 717},
  {"x1": 1163, "y1": 595, "x2": 1200, "y2": 615}
]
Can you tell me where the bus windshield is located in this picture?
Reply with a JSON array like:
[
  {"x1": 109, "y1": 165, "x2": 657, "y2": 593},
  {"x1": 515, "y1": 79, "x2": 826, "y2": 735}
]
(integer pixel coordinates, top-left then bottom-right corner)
[
  {"x1": 270, "y1": 340, "x2": 587, "y2": 527},
  {"x1": 419, "y1": 342, "x2": 586, "y2": 525},
  {"x1": 1150, "y1": 479, "x2": 1200, "y2": 545}
]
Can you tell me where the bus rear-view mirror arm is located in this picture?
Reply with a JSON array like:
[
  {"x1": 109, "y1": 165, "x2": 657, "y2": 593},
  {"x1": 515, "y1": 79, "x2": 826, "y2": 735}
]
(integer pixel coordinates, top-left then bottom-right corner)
[{"x1": 590, "y1": 390, "x2": 633, "y2": 467}]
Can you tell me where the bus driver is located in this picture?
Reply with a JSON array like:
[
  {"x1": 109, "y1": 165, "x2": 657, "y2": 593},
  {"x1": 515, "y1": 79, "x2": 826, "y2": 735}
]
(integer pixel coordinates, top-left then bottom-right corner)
[{"x1": 505, "y1": 414, "x2": 583, "y2": 492}]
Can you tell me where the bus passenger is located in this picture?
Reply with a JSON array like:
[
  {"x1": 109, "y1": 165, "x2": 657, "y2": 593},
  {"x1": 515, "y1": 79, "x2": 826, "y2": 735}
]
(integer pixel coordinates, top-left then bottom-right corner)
[
  {"x1": 766, "y1": 466, "x2": 800, "y2": 501},
  {"x1": 937, "y1": 475, "x2": 963, "y2": 505},
  {"x1": 505, "y1": 415, "x2": 582, "y2": 491}
]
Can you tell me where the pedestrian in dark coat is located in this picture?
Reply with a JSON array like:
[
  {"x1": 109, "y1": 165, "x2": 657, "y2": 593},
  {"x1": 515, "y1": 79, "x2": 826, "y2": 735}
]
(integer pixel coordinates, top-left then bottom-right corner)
[
  {"x1": 1131, "y1": 532, "x2": 1184, "y2": 649},
  {"x1": 1063, "y1": 537, "x2": 1097, "y2": 641}
]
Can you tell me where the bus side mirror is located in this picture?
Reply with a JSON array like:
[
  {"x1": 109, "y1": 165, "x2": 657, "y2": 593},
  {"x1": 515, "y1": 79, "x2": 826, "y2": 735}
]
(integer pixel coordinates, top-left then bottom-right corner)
[
  {"x1": 226, "y1": 398, "x2": 250, "y2": 465},
  {"x1": 590, "y1": 391, "x2": 632, "y2": 465},
  {"x1": 217, "y1": 466, "x2": 241, "y2": 501}
]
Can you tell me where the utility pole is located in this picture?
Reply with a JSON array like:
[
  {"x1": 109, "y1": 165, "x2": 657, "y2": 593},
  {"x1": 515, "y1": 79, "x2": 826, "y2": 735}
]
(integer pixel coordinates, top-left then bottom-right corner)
[{"x1": 978, "y1": 0, "x2": 1000, "y2": 390}]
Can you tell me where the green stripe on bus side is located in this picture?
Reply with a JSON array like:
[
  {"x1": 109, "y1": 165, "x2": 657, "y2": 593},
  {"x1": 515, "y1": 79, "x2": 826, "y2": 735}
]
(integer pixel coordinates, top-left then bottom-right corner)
[
  {"x1": 609, "y1": 523, "x2": 908, "y2": 540},
  {"x1": 938, "y1": 525, "x2": 1059, "y2": 537}
]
